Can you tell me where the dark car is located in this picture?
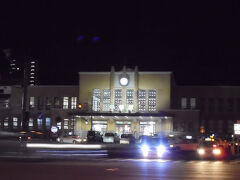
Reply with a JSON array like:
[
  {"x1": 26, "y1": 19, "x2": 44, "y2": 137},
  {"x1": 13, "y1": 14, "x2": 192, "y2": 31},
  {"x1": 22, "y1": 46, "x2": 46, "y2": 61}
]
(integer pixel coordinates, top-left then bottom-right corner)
[
  {"x1": 120, "y1": 134, "x2": 136, "y2": 144},
  {"x1": 139, "y1": 137, "x2": 170, "y2": 158},
  {"x1": 87, "y1": 131, "x2": 103, "y2": 143}
]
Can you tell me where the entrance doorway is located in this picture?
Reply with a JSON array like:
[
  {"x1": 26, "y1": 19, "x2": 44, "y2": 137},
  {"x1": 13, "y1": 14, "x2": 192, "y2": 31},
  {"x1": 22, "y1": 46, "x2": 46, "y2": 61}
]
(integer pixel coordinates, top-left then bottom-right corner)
[
  {"x1": 92, "y1": 121, "x2": 107, "y2": 134},
  {"x1": 140, "y1": 121, "x2": 155, "y2": 136},
  {"x1": 116, "y1": 121, "x2": 131, "y2": 135}
]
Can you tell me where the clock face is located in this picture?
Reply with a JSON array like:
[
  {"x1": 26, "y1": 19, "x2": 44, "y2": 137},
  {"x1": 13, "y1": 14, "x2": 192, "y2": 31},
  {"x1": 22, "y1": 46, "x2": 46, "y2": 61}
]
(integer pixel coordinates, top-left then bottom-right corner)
[{"x1": 120, "y1": 77, "x2": 128, "y2": 86}]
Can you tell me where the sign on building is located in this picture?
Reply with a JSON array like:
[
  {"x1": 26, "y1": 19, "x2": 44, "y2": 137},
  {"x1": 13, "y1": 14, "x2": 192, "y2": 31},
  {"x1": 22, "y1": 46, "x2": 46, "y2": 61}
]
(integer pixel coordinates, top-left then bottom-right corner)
[{"x1": 234, "y1": 124, "x2": 240, "y2": 135}]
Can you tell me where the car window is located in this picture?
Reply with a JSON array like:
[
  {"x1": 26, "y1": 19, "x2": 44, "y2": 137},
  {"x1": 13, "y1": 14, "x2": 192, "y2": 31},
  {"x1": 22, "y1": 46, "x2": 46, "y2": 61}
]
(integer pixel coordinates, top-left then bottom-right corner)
[{"x1": 105, "y1": 133, "x2": 114, "y2": 136}]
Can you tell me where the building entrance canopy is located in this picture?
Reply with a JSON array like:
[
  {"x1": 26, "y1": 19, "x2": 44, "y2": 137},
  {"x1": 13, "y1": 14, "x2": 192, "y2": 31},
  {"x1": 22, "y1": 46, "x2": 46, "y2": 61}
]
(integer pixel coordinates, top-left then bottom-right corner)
[{"x1": 72, "y1": 112, "x2": 173, "y2": 138}]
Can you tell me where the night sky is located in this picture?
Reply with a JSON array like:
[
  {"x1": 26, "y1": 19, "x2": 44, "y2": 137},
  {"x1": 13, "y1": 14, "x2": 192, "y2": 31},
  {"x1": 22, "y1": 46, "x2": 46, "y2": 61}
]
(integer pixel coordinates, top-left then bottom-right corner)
[{"x1": 1, "y1": 1, "x2": 240, "y2": 85}]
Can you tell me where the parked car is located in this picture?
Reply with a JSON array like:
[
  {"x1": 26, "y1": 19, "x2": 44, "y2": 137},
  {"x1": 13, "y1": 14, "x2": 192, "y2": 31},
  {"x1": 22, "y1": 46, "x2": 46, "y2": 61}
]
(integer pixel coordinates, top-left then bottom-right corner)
[
  {"x1": 87, "y1": 131, "x2": 103, "y2": 143},
  {"x1": 120, "y1": 134, "x2": 136, "y2": 144},
  {"x1": 57, "y1": 135, "x2": 85, "y2": 144},
  {"x1": 103, "y1": 133, "x2": 120, "y2": 143}
]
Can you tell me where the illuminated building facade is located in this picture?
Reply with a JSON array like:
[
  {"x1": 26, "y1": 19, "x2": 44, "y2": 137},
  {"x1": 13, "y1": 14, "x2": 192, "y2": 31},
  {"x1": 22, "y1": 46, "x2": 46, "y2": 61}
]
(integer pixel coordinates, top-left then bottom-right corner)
[{"x1": 74, "y1": 66, "x2": 199, "y2": 137}]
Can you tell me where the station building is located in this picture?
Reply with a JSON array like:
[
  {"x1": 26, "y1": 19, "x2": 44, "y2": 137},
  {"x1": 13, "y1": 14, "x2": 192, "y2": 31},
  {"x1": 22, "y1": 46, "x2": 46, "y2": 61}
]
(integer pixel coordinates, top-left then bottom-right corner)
[{"x1": 73, "y1": 66, "x2": 199, "y2": 137}]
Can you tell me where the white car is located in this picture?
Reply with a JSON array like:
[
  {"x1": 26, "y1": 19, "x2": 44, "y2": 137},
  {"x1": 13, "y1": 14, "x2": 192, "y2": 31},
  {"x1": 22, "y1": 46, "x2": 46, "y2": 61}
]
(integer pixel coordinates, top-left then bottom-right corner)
[
  {"x1": 103, "y1": 133, "x2": 120, "y2": 143},
  {"x1": 57, "y1": 135, "x2": 87, "y2": 144}
]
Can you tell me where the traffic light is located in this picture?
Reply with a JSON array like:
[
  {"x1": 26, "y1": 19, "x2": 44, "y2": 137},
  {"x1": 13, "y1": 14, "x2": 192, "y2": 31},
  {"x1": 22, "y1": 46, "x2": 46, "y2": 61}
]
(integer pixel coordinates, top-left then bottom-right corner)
[{"x1": 78, "y1": 103, "x2": 83, "y2": 109}]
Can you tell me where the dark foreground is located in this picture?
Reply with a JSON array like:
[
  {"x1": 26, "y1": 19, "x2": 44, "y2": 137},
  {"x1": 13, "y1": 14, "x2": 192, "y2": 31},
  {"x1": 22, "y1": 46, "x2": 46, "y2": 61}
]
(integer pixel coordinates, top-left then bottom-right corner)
[{"x1": 1, "y1": 159, "x2": 240, "y2": 180}]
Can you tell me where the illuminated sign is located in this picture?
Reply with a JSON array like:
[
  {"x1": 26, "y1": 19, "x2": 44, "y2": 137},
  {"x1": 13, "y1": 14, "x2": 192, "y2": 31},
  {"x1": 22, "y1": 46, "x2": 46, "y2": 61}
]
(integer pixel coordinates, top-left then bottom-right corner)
[{"x1": 234, "y1": 124, "x2": 240, "y2": 135}]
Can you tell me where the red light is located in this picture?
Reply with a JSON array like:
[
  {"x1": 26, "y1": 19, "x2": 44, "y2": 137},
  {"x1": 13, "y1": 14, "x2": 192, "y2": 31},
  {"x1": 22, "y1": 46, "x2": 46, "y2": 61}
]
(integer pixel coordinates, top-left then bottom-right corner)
[
  {"x1": 27, "y1": 136, "x2": 31, "y2": 140},
  {"x1": 213, "y1": 144, "x2": 217, "y2": 148}
]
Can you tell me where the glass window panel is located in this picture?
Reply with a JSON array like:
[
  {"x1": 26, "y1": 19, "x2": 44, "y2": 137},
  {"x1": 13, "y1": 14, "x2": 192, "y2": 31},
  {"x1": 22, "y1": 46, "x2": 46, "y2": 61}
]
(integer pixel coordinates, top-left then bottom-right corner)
[{"x1": 63, "y1": 97, "x2": 69, "y2": 109}]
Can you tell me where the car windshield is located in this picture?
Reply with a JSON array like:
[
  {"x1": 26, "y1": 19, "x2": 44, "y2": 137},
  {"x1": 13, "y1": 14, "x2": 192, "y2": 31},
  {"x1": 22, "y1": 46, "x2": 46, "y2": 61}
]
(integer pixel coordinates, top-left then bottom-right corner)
[
  {"x1": 199, "y1": 141, "x2": 215, "y2": 147},
  {"x1": 87, "y1": 131, "x2": 95, "y2": 136},
  {"x1": 143, "y1": 138, "x2": 168, "y2": 145},
  {"x1": 121, "y1": 134, "x2": 132, "y2": 138},
  {"x1": 105, "y1": 133, "x2": 114, "y2": 136}
]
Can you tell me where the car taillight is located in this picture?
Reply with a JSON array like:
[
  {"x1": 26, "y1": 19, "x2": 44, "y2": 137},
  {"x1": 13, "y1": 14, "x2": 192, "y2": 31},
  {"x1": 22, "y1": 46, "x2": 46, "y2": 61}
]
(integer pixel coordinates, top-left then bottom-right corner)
[
  {"x1": 27, "y1": 136, "x2": 31, "y2": 140},
  {"x1": 213, "y1": 144, "x2": 217, "y2": 148}
]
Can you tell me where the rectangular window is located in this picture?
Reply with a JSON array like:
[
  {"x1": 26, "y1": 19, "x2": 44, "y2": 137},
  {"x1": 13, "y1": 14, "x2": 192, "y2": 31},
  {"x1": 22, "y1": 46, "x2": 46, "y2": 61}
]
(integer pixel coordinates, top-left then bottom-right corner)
[
  {"x1": 181, "y1": 97, "x2": 187, "y2": 109},
  {"x1": 71, "y1": 97, "x2": 77, "y2": 109},
  {"x1": 54, "y1": 97, "x2": 60, "y2": 108},
  {"x1": 63, "y1": 97, "x2": 69, "y2": 109},
  {"x1": 227, "y1": 98, "x2": 234, "y2": 112},
  {"x1": 30, "y1": 97, "x2": 35, "y2": 108},
  {"x1": 138, "y1": 89, "x2": 146, "y2": 112},
  {"x1": 126, "y1": 89, "x2": 134, "y2": 112},
  {"x1": 217, "y1": 98, "x2": 224, "y2": 112},
  {"x1": 37, "y1": 97, "x2": 43, "y2": 110},
  {"x1": 13, "y1": 117, "x2": 18, "y2": 128},
  {"x1": 46, "y1": 117, "x2": 51, "y2": 128},
  {"x1": 45, "y1": 97, "x2": 51, "y2": 110},
  {"x1": 102, "y1": 89, "x2": 111, "y2": 111},
  {"x1": 0, "y1": 98, "x2": 9, "y2": 108},
  {"x1": 4, "y1": 117, "x2": 8, "y2": 128},
  {"x1": 199, "y1": 98, "x2": 205, "y2": 112},
  {"x1": 93, "y1": 89, "x2": 101, "y2": 112},
  {"x1": 37, "y1": 118, "x2": 42, "y2": 129},
  {"x1": 64, "y1": 119, "x2": 69, "y2": 129},
  {"x1": 57, "y1": 122, "x2": 61, "y2": 130},
  {"x1": 237, "y1": 98, "x2": 240, "y2": 112},
  {"x1": 208, "y1": 98, "x2": 215, "y2": 112},
  {"x1": 190, "y1": 98, "x2": 196, "y2": 109},
  {"x1": 114, "y1": 89, "x2": 122, "y2": 112},
  {"x1": 70, "y1": 118, "x2": 75, "y2": 129},
  {"x1": 148, "y1": 90, "x2": 156, "y2": 112},
  {"x1": 28, "y1": 118, "x2": 33, "y2": 128}
]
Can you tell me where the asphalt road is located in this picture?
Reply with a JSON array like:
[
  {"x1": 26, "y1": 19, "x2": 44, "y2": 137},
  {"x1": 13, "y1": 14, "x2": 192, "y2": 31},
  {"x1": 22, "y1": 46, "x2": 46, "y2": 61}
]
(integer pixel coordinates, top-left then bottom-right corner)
[{"x1": 1, "y1": 159, "x2": 240, "y2": 180}]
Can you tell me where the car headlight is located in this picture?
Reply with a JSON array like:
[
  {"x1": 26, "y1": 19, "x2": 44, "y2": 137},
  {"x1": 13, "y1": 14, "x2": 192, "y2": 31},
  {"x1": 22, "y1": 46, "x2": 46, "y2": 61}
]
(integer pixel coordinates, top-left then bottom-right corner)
[
  {"x1": 157, "y1": 145, "x2": 166, "y2": 157},
  {"x1": 197, "y1": 148, "x2": 205, "y2": 155},
  {"x1": 213, "y1": 149, "x2": 221, "y2": 155},
  {"x1": 56, "y1": 138, "x2": 60, "y2": 142},
  {"x1": 141, "y1": 144, "x2": 150, "y2": 157},
  {"x1": 76, "y1": 139, "x2": 82, "y2": 142},
  {"x1": 83, "y1": 138, "x2": 87, "y2": 142}
]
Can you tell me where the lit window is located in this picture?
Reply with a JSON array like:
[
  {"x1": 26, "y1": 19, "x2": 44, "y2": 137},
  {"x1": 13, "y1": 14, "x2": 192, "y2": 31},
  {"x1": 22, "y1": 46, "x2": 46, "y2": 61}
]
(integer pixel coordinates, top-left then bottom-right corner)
[
  {"x1": 103, "y1": 89, "x2": 111, "y2": 111},
  {"x1": 148, "y1": 90, "x2": 156, "y2": 112},
  {"x1": 71, "y1": 97, "x2": 77, "y2": 109},
  {"x1": 181, "y1": 97, "x2": 187, "y2": 109},
  {"x1": 31, "y1": 65, "x2": 35, "y2": 68},
  {"x1": 46, "y1": 117, "x2": 51, "y2": 128},
  {"x1": 63, "y1": 97, "x2": 69, "y2": 109},
  {"x1": 114, "y1": 89, "x2": 122, "y2": 112},
  {"x1": 4, "y1": 117, "x2": 9, "y2": 128},
  {"x1": 92, "y1": 89, "x2": 101, "y2": 112},
  {"x1": 28, "y1": 118, "x2": 33, "y2": 128},
  {"x1": 190, "y1": 98, "x2": 196, "y2": 109},
  {"x1": 0, "y1": 99, "x2": 9, "y2": 108},
  {"x1": 30, "y1": 97, "x2": 35, "y2": 108},
  {"x1": 13, "y1": 117, "x2": 18, "y2": 128},
  {"x1": 64, "y1": 119, "x2": 69, "y2": 129},
  {"x1": 138, "y1": 89, "x2": 146, "y2": 112},
  {"x1": 57, "y1": 122, "x2": 61, "y2": 130},
  {"x1": 37, "y1": 118, "x2": 42, "y2": 129},
  {"x1": 126, "y1": 89, "x2": 134, "y2": 112}
]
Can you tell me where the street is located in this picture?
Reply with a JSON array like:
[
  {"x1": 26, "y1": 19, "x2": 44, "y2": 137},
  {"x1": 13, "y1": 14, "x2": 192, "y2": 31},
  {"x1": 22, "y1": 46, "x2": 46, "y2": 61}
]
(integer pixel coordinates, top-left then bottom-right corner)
[{"x1": 1, "y1": 159, "x2": 240, "y2": 180}]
